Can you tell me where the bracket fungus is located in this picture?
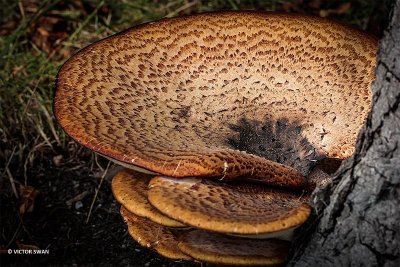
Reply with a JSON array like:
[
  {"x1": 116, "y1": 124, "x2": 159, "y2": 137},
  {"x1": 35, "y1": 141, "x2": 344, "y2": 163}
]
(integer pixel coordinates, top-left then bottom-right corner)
[
  {"x1": 148, "y1": 176, "x2": 311, "y2": 236},
  {"x1": 54, "y1": 11, "x2": 377, "y2": 266},
  {"x1": 120, "y1": 207, "x2": 192, "y2": 261},
  {"x1": 179, "y1": 230, "x2": 289, "y2": 266},
  {"x1": 112, "y1": 169, "x2": 185, "y2": 227}
]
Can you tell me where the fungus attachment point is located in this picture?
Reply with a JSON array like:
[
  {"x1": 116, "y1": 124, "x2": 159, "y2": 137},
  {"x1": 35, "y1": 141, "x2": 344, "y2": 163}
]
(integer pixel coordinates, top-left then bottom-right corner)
[
  {"x1": 112, "y1": 169, "x2": 185, "y2": 227},
  {"x1": 148, "y1": 176, "x2": 311, "y2": 235},
  {"x1": 120, "y1": 207, "x2": 192, "y2": 261},
  {"x1": 178, "y1": 230, "x2": 289, "y2": 266}
]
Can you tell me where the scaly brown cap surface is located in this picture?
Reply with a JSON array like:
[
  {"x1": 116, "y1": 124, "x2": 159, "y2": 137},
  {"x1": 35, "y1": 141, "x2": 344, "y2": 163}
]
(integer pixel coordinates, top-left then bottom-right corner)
[
  {"x1": 178, "y1": 230, "x2": 289, "y2": 266},
  {"x1": 112, "y1": 169, "x2": 185, "y2": 227},
  {"x1": 120, "y1": 207, "x2": 192, "y2": 261},
  {"x1": 148, "y1": 176, "x2": 311, "y2": 235},
  {"x1": 54, "y1": 12, "x2": 377, "y2": 187}
]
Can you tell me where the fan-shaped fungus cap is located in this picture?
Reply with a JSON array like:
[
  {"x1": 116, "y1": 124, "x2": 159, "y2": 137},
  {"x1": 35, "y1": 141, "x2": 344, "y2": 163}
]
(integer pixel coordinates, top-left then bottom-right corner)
[
  {"x1": 54, "y1": 12, "x2": 377, "y2": 187},
  {"x1": 120, "y1": 207, "x2": 192, "y2": 261},
  {"x1": 112, "y1": 169, "x2": 185, "y2": 227},
  {"x1": 148, "y1": 176, "x2": 311, "y2": 235},
  {"x1": 178, "y1": 230, "x2": 289, "y2": 266}
]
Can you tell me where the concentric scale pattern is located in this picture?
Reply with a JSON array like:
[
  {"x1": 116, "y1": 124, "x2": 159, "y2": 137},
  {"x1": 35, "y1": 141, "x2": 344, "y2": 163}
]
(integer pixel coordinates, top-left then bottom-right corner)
[
  {"x1": 55, "y1": 12, "x2": 377, "y2": 187},
  {"x1": 148, "y1": 176, "x2": 311, "y2": 235}
]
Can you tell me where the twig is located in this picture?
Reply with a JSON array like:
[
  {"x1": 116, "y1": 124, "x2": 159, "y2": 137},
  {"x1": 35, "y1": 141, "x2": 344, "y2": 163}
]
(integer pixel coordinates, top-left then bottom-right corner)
[
  {"x1": 227, "y1": 0, "x2": 239, "y2": 10},
  {"x1": 18, "y1": 1, "x2": 25, "y2": 19},
  {"x1": 23, "y1": 136, "x2": 40, "y2": 185},
  {"x1": 3, "y1": 147, "x2": 19, "y2": 198},
  {"x1": 165, "y1": 0, "x2": 199, "y2": 17},
  {"x1": 38, "y1": 99, "x2": 61, "y2": 146},
  {"x1": 66, "y1": 191, "x2": 90, "y2": 206},
  {"x1": 94, "y1": 153, "x2": 105, "y2": 172},
  {"x1": 86, "y1": 161, "x2": 111, "y2": 224},
  {"x1": 1, "y1": 146, "x2": 16, "y2": 178},
  {"x1": 69, "y1": 0, "x2": 105, "y2": 42},
  {"x1": 6, "y1": 167, "x2": 19, "y2": 199},
  {"x1": 32, "y1": 116, "x2": 53, "y2": 150},
  {"x1": 6, "y1": 221, "x2": 22, "y2": 248}
]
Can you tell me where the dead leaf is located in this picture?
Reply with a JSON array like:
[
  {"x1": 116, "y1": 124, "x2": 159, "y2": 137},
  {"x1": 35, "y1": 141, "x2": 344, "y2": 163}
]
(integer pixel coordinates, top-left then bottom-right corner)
[
  {"x1": 66, "y1": 191, "x2": 89, "y2": 206},
  {"x1": 16, "y1": 241, "x2": 40, "y2": 250},
  {"x1": 0, "y1": 247, "x2": 9, "y2": 255},
  {"x1": 320, "y1": 2, "x2": 351, "y2": 17},
  {"x1": 30, "y1": 17, "x2": 59, "y2": 55},
  {"x1": 21, "y1": 0, "x2": 40, "y2": 15},
  {"x1": 53, "y1": 154, "x2": 63, "y2": 166},
  {"x1": 282, "y1": 1, "x2": 302, "y2": 13},
  {"x1": 308, "y1": 0, "x2": 321, "y2": 9},
  {"x1": 0, "y1": 20, "x2": 19, "y2": 36},
  {"x1": 19, "y1": 185, "x2": 39, "y2": 214}
]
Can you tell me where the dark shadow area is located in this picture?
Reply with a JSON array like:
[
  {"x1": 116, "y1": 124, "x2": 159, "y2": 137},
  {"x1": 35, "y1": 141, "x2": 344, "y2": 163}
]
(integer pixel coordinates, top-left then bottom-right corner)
[
  {"x1": 227, "y1": 117, "x2": 326, "y2": 176},
  {"x1": 0, "y1": 160, "x2": 198, "y2": 267}
]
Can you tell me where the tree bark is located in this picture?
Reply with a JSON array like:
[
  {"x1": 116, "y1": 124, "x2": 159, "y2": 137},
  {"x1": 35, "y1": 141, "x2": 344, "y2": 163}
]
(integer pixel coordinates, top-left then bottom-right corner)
[{"x1": 291, "y1": 1, "x2": 400, "y2": 266}]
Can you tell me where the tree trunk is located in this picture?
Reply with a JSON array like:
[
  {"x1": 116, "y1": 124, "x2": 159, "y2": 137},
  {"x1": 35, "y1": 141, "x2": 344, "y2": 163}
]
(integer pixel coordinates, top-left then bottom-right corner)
[{"x1": 291, "y1": 1, "x2": 400, "y2": 266}]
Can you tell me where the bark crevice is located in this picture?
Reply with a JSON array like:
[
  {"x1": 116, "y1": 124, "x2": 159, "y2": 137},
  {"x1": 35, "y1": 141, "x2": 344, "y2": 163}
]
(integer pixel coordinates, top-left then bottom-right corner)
[{"x1": 290, "y1": 1, "x2": 400, "y2": 266}]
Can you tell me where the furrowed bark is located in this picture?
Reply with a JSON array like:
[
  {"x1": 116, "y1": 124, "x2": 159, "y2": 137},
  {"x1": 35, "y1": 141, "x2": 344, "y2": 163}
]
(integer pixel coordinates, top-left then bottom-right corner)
[{"x1": 290, "y1": 1, "x2": 400, "y2": 266}]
